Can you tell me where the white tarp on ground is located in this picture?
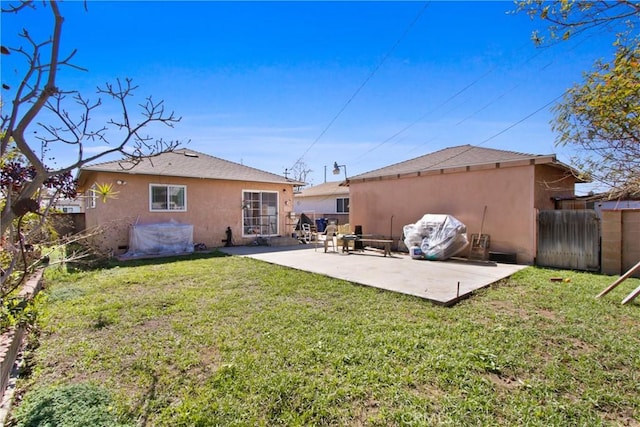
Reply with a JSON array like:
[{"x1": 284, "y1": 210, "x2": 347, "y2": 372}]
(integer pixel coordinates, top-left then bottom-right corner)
[
  {"x1": 403, "y1": 214, "x2": 469, "y2": 260},
  {"x1": 127, "y1": 222, "x2": 194, "y2": 257}
]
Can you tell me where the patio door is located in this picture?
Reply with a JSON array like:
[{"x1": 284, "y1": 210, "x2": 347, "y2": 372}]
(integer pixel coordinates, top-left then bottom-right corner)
[{"x1": 242, "y1": 191, "x2": 278, "y2": 236}]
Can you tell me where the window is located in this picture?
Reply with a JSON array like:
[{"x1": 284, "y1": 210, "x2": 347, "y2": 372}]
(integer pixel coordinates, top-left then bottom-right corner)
[
  {"x1": 150, "y1": 184, "x2": 186, "y2": 211},
  {"x1": 337, "y1": 197, "x2": 349, "y2": 213},
  {"x1": 242, "y1": 191, "x2": 278, "y2": 236},
  {"x1": 86, "y1": 184, "x2": 97, "y2": 209}
]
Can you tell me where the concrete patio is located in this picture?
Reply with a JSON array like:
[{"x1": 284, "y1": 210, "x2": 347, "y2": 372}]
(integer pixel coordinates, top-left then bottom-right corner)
[{"x1": 219, "y1": 244, "x2": 527, "y2": 305}]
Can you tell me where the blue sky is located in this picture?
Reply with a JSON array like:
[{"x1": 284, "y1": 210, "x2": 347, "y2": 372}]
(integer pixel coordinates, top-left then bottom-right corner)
[{"x1": 1, "y1": 1, "x2": 621, "y2": 192}]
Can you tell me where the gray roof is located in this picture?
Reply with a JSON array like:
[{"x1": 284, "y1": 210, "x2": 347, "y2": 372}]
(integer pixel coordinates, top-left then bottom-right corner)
[
  {"x1": 351, "y1": 145, "x2": 574, "y2": 181},
  {"x1": 295, "y1": 181, "x2": 349, "y2": 197},
  {"x1": 80, "y1": 149, "x2": 302, "y2": 185}
]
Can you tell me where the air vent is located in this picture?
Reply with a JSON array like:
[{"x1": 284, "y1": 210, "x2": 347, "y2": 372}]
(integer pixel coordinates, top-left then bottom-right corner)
[{"x1": 183, "y1": 152, "x2": 199, "y2": 158}]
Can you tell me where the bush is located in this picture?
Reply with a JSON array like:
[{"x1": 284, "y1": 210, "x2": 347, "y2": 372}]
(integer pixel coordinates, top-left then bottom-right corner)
[
  {"x1": 10, "y1": 383, "x2": 133, "y2": 427},
  {"x1": 0, "y1": 295, "x2": 42, "y2": 335}
]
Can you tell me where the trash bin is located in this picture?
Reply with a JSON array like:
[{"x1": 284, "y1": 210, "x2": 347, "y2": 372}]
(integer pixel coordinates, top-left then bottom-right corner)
[{"x1": 316, "y1": 218, "x2": 328, "y2": 233}]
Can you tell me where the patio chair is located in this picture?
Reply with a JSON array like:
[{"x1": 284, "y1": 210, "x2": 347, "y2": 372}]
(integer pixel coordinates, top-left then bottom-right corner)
[
  {"x1": 318, "y1": 223, "x2": 338, "y2": 253},
  {"x1": 300, "y1": 223, "x2": 312, "y2": 244}
]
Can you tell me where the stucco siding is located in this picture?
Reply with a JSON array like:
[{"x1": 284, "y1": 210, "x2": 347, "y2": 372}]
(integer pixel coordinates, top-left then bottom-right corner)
[
  {"x1": 294, "y1": 196, "x2": 337, "y2": 216},
  {"x1": 294, "y1": 191, "x2": 350, "y2": 226},
  {"x1": 83, "y1": 172, "x2": 295, "y2": 254},
  {"x1": 533, "y1": 165, "x2": 575, "y2": 209},
  {"x1": 350, "y1": 165, "x2": 539, "y2": 263}
]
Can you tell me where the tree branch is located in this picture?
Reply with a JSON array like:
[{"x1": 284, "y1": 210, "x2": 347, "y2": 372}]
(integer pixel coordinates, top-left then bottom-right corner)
[{"x1": 2, "y1": 0, "x2": 184, "y2": 241}]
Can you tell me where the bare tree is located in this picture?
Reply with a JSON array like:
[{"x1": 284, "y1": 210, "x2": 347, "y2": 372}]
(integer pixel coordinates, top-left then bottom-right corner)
[
  {"x1": 287, "y1": 159, "x2": 313, "y2": 186},
  {"x1": 1, "y1": 0, "x2": 182, "y2": 289}
]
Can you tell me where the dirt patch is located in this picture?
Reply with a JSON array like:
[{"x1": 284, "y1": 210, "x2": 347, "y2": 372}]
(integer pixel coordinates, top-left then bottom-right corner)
[
  {"x1": 408, "y1": 381, "x2": 444, "y2": 399},
  {"x1": 566, "y1": 337, "x2": 595, "y2": 355},
  {"x1": 482, "y1": 299, "x2": 531, "y2": 320},
  {"x1": 601, "y1": 408, "x2": 640, "y2": 427},
  {"x1": 191, "y1": 346, "x2": 222, "y2": 382},
  {"x1": 485, "y1": 372, "x2": 523, "y2": 390},
  {"x1": 536, "y1": 308, "x2": 557, "y2": 321},
  {"x1": 352, "y1": 398, "x2": 380, "y2": 426}
]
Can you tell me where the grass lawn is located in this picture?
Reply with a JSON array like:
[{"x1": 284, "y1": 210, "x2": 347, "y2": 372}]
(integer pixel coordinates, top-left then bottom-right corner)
[{"x1": 8, "y1": 252, "x2": 640, "y2": 426}]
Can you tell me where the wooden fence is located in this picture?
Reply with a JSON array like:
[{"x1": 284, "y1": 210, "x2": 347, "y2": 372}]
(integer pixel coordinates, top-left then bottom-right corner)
[{"x1": 536, "y1": 210, "x2": 600, "y2": 271}]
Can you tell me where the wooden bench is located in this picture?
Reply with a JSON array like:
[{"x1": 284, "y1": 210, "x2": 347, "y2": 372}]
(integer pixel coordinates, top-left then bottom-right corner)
[{"x1": 341, "y1": 236, "x2": 393, "y2": 257}]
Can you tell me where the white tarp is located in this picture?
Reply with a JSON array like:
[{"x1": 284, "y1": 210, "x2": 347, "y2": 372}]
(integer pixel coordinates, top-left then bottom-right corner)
[
  {"x1": 127, "y1": 222, "x2": 194, "y2": 257},
  {"x1": 403, "y1": 214, "x2": 469, "y2": 260}
]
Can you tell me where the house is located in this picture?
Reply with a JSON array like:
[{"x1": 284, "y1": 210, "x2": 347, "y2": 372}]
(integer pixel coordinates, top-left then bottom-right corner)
[
  {"x1": 552, "y1": 192, "x2": 640, "y2": 213},
  {"x1": 346, "y1": 145, "x2": 585, "y2": 264},
  {"x1": 77, "y1": 149, "x2": 302, "y2": 256},
  {"x1": 51, "y1": 197, "x2": 84, "y2": 213},
  {"x1": 293, "y1": 181, "x2": 350, "y2": 227}
]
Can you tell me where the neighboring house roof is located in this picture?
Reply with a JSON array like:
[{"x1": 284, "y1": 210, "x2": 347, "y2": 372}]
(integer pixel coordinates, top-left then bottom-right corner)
[
  {"x1": 78, "y1": 149, "x2": 303, "y2": 185},
  {"x1": 295, "y1": 181, "x2": 349, "y2": 198},
  {"x1": 349, "y1": 145, "x2": 585, "y2": 183},
  {"x1": 575, "y1": 190, "x2": 640, "y2": 202}
]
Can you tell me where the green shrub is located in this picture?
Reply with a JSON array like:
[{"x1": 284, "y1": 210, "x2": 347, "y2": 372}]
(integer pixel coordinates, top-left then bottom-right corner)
[
  {"x1": 10, "y1": 383, "x2": 133, "y2": 427},
  {"x1": 0, "y1": 294, "x2": 43, "y2": 334}
]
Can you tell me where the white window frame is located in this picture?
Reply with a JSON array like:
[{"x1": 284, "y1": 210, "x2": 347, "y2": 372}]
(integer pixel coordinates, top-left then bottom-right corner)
[
  {"x1": 149, "y1": 184, "x2": 187, "y2": 212},
  {"x1": 86, "y1": 183, "x2": 97, "y2": 209},
  {"x1": 337, "y1": 197, "x2": 349, "y2": 213},
  {"x1": 242, "y1": 190, "x2": 279, "y2": 237}
]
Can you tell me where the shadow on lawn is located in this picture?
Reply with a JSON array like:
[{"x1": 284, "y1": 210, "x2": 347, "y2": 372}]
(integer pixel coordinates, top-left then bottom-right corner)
[
  {"x1": 66, "y1": 250, "x2": 230, "y2": 273},
  {"x1": 131, "y1": 370, "x2": 159, "y2": 427}
]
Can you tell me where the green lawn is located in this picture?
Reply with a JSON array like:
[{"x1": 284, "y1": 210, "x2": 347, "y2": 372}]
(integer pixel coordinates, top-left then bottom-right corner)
[{"x1": 9, "y1": 252, "x2": 640, "y2": 426}]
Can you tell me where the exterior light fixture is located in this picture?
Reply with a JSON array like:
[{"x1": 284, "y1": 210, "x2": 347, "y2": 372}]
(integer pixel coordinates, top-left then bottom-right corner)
[{"x1": 333, "y1": 162, "x2": 347, "y2": 180}]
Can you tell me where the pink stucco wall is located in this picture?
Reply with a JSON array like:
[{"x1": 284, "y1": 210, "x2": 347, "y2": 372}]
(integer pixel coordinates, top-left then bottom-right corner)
[
  {"x1": 349, "y1": 164, "x2": 575, "y2": 264},
  {"x1": 81, "y1": 172, "x2": 296, "y2": 255},
  {"x1": 533, "y1": 164, "x2": 576, "y2": 210}
]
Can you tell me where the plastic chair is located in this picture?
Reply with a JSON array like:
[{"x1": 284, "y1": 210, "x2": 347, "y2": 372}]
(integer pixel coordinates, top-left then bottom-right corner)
[
  {"x1": 321, "y1": 224, "x2": 338, "y2": 253},
  {"x1": 300, "y1": 223, "x2": 312, "y2": 244}
]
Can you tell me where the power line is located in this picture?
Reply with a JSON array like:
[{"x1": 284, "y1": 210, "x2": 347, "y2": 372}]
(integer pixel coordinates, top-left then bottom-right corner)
[
  {"x1": 474, "y1": 91, "x2": 566, "y2": 148},
  {"x1": 356, "y1": 22, "x2": 611, "y2": 165},
  {"x1": 356, "y1": 37, "x2": 547, "y2": 160},
  {"x1": 416, "y1": 91, "x2": 569, "y2": 173},
  {"x1": 404, "y1": 83, "x2": 522, "y2": 156},
  {"x1": 289, "y1": 1, "x2": 431, "y2": 169},
  {"x1": 298, "y1": 5, "x2": 616, "y2": 185},
  {"x1": 306, "y1": 90, "x2": 567, "y2": 203},
  {"x1": 357, "y1": 65, "x2": 499, "y2": 160}
]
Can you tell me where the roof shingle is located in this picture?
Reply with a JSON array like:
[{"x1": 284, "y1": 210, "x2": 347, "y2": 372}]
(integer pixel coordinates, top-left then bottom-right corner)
[
  {"x1": 351, "y1": 145, "x2": 564, "y2": 180},
  {"x1": 80, "y1": 149, "x2": 301, "y2": 185},
  {"x1": 295, "y1": 181, "x2": 349, "y2": 197}
]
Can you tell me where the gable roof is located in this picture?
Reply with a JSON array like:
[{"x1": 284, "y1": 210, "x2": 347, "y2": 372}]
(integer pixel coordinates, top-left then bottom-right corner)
[
  {"x1": 295, "y1": 181, "x2": 349, "y2": 198},
  {"x1": 349, "y1": 145, "x2": 583, "y2": 183},
  {"x1": 79, "y1": 149, "x2": 302, "y2": 185}
]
